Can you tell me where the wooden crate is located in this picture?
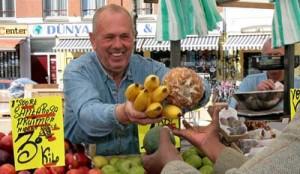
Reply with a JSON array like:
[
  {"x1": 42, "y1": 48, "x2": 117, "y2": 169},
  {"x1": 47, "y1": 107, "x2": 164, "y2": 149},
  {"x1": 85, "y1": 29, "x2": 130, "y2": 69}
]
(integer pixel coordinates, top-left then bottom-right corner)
[
  {"x1": 0, "y1": 90, "x2": 10, "y2": 117},
  {"x1": 24, "y1": 84, "x2": 64, "y2": 99}
]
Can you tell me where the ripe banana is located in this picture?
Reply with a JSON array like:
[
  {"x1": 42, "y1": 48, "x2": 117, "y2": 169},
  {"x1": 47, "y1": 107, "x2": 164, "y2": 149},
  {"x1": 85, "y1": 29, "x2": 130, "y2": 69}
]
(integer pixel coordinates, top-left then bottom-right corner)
[
  {"x1": 162, "y1": 104, "x2": 182, "y2": 119},
  {"x1": 144, "y1": 74, "x2": 160, "y2": 92},
  {"x1": 125, "y1": 83, "x2": 142, "y2": 102},
  {"x1": 133, "y1": 89, "x2": 151, "y2": 112},
  {"x1": 145, "y1": 102, "x2": 163, "y2": 118},
  {"x1": 151, "y1": 85, "x2": 170, "y2": 102}
]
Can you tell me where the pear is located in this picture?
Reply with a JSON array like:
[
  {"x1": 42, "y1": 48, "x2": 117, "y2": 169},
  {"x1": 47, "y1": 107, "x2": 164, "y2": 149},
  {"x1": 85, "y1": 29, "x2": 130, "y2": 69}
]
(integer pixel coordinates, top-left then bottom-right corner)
[{"x1": 92, "y1": 155, "x2": 108, "y2": 169}]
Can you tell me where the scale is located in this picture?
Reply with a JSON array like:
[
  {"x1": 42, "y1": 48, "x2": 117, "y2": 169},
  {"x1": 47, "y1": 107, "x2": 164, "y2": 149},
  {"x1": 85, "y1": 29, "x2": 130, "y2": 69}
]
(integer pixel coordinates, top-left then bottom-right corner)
[
  {"x1": 251, "y1": 55, "x2": 300, "y2": 70},
  {"x1": 236, "y1": 55, "x2": 300, "y2": 119}
]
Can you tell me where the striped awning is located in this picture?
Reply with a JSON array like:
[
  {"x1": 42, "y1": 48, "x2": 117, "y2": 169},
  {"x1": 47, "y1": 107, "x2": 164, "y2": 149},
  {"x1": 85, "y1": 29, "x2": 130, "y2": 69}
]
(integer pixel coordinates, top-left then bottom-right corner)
[
  {"x1": 142, "y1": 37, "x2": 170, "y2": 51},
  {"x1": 53, "y1": 38, "x2": 92, "y2": 52},
  {"x1": 142, "y1": 35, "x2": 220, "y2": 51},
  {"x1": 54, "y1": 36, "x2": 220, "y2": 52},
  {"x1": 54, "y1": 38, "x2": 145, "y2": 52},
  {"x1": 224, "y1": 34, "x2": 271, "y2": 51},
  {"x1": 135, "y1": 37, "x2": 144, "y2": 52},
  {"x1": 181, "y1": 35, "x2": 219, "y2": 51}
]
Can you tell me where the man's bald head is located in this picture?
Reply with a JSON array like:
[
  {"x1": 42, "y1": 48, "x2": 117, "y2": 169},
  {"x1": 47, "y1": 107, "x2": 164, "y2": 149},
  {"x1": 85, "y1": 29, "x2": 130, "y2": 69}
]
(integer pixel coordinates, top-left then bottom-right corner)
[
  {"x1": 92, "y1": 4, "x2": 135, "y2": 34},
  {"x1": 262, "y1": 38, "x2": 284, "y2": 56}
]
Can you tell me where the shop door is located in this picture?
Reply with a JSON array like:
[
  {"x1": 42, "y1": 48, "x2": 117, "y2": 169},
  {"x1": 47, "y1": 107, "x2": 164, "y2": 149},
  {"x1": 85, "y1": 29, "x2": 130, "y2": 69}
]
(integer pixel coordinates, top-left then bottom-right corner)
[
  {"x1": 31, "y1": 55, "x2": 48, "y2": 83},
  {"x1": 50, "y1": 55, "x2": 57, "y2": 84}
]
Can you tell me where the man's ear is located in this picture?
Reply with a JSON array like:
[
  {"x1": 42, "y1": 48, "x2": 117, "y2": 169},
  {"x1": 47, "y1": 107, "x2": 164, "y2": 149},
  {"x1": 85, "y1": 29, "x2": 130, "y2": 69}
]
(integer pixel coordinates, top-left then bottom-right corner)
[{"x1": 89, "y1": 32, "x2": 96, "y2": 50}]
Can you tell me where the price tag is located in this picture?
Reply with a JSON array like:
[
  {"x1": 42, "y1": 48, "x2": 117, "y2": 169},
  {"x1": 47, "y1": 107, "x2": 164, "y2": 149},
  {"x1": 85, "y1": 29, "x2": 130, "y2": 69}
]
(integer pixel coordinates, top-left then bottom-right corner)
[
  {"x1": 290, "y1": 89, "x2": 300, "y2": 120},
  {"x1": 10, "y1": 96, "x2": 65, "y2": 171}
]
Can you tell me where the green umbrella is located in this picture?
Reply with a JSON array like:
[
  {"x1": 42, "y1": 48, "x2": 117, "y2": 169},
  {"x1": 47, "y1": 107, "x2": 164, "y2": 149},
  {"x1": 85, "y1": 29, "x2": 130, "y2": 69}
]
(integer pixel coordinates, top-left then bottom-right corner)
[
  {"x1": 156, "y1": 0, "x2": 187, "y2": 41},
  {"x1": 272, "y1": 0, "x2": 300, "y2": 48},
  {"x1": 156, "y1": 0, "x2": 222, "y2": 41}
]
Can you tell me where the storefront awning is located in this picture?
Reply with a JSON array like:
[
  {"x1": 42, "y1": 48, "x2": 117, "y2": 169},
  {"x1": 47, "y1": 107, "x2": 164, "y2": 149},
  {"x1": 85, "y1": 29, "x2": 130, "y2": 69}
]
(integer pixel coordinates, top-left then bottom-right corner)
[
  {"x1": 181, "y1": 35, "x2": 220, "y2": 51},
  {"x1": 224, "y1": 34, "x2": 271, "y2": 51},
  {"x1": 54, "y1": 38, "x2": 145, "y2": 52},
  {"x1": 142, "y1": 37, "x2": 170, "y2": 51},
  {"x1": 54, "y1": 36, "x2": 220, "y2": 52},
  {"x1": 0, "y1": 39, "x2": 23, "y2": 51},
  {"x1": 53, "y1": 38, "x2": 92, "y2": 52},
  {"x1": 142, "y1": 35, "x2": 220, "y2": 51},
  {"x1": 135, "y1": 38, "x2": 144, "y2": 52}
]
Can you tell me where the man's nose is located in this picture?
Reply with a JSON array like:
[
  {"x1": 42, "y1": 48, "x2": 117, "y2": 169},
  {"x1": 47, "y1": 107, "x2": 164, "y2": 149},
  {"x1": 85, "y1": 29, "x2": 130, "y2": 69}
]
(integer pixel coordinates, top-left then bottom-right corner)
[{"x1": 112, "y1": 37, "x2": 123, "y2": 48}]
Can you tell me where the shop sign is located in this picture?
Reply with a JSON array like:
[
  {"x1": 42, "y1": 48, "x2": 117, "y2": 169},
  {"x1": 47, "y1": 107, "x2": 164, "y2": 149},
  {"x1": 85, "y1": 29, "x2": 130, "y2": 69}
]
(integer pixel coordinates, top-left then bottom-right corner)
[
  {"x1": 10, "y1": 96, "x2": 64, "y2": 171},
  {"x1": 290, "y1": 88, "x2": 300, "y2": 120},
  {"x1": 0, "y1": 25, "x2": 28, "y2": 37},
  {"x1": 29, "y1": 23, "x2": 92, "y2": 37},
  {"x1": 137, "y1": 22, "x2": 156, "y2": 36}
]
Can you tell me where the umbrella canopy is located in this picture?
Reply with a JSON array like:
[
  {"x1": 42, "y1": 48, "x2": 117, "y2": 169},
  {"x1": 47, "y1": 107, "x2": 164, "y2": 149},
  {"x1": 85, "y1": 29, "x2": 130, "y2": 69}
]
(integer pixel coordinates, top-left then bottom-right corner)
[
  {"x1": 156, "y1": 0, "x2": 222, "y2": 41},
  {"x1": 272, "y1": 0, "x2": 300, "y2": 48}
]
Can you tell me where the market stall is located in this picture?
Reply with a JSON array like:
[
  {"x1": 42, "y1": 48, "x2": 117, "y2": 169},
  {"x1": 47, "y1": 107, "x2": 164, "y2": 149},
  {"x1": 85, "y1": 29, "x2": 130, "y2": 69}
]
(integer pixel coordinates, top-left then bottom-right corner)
[{"x1": 0, "y1": 0, "x2": 299, "y2": 173}]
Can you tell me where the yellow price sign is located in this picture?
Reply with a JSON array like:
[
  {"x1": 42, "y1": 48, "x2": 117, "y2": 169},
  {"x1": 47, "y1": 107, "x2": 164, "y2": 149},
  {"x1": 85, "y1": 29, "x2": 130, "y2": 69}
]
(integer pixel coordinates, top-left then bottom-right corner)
[
  {"x1": 138, "y1": 118, "x2": 180, "y2": 153},
  {"x1": 290, "y1": 89, "x2": 300, "y2": 120},
  {"x1": 10, "y1": 96, "x2": 65, "y2": 171}
]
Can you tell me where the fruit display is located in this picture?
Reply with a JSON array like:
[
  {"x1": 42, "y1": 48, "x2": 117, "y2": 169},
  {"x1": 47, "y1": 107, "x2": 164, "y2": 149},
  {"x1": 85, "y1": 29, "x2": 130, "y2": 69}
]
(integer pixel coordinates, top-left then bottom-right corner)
[
  {"x1": 125, "y1": 74, "x2": 182, "y2": 120},
  {"x1": 163, "y1": 67, "x2": 205, "y2": 109},
  {"x1": 0, "y1": 132, "x2": 103, "y2": 174},
  {"x1": 92, "y1": 155, "x2": 144, "y2": 174},
  {"x1": 142, "y1": 126, "x2": 175, "y2": 154},
  {"x1": 181, "y1": 146, "x2": 214, "y2": 174}
]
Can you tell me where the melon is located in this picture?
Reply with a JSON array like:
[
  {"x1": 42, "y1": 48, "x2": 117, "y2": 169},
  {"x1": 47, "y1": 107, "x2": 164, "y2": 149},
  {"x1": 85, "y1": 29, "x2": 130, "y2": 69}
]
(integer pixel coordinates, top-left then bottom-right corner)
[{"x1": 143, "y1": 126, "x2": 175, "y2": 154}]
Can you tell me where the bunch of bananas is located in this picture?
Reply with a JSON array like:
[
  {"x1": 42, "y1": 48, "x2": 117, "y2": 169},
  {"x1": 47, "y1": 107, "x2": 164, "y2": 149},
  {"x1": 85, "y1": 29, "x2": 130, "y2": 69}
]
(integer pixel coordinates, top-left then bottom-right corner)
[{"x1": 125, "y1": 74, "x2": 182, "y2": 119}]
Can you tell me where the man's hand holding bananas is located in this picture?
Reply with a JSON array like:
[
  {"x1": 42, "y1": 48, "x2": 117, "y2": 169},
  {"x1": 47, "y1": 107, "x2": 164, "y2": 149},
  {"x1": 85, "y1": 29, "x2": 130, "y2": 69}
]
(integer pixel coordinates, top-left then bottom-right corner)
[{"x1": 123, "y1": 74, "x2": 183, "y2": 122}]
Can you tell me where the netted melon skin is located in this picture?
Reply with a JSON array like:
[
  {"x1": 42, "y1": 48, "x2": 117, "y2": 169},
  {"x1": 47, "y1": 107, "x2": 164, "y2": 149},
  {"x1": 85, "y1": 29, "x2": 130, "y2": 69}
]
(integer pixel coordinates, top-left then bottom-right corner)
[{"x1": 163, "y1": 67, "x2": 204, "y2": 109}]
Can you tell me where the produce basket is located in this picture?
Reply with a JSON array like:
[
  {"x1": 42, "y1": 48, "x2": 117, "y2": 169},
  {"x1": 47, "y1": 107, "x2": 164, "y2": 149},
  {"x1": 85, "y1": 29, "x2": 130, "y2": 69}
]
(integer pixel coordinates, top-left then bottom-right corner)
[{"x1": 218, "y1": 107, "x2": 248, "y2": 142}]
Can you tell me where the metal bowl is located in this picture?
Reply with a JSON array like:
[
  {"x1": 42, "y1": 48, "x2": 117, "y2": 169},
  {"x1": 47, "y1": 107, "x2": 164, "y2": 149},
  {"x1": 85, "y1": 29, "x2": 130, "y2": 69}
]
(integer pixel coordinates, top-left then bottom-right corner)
[{"x1": 233, "y1": 90, "x2": 284, "y2": 111}]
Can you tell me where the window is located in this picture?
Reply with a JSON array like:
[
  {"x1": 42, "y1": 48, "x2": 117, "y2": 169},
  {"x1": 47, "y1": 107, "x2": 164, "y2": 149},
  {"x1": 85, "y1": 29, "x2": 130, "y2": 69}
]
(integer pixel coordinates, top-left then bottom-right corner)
[
  {"x1": 137, "y1": 0, "x2": 152, "y2": 15},
  {"x1": 0, "y1": 0, "x2": 14, "y2": 17},
  {"x1": 43, "y1": 0, "x2": 67, "y2": 17},
  {"x1": 82, "y1": 0, "x2": 106, "y2": 17}
]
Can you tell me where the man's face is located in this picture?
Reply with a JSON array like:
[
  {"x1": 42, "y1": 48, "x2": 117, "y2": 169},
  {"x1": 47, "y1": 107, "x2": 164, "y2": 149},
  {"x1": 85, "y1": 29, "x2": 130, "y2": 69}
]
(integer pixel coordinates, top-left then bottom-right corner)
[
  {"x1": 261, "y1": 39, "x2": 285, "y2": 81},
  {"x1": 89, "y1": 10, "x2": 134, "y2": 75}
]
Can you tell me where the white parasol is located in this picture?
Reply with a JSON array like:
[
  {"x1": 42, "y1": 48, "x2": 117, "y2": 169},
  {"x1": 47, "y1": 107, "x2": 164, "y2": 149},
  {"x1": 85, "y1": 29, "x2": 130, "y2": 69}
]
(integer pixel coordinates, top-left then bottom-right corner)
[{"x1": 272, "y1": 0, "x2": 300, "y2": 48}]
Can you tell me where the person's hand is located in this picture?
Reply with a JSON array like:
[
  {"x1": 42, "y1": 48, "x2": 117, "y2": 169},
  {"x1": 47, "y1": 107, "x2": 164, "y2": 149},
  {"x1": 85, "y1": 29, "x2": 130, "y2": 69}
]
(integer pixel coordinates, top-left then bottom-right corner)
[
  {"x1": 142, "y1": 127, "x2": 182, "y2": 174},
  {"x1": 172, "y1": 105, "x2": 226, "y2": 162},
  {"x1": 116, "y1": 101, "x2": 163, "y2": 125},
  {"x1": 256, "y1": 79, "x2": 275, "y2": 91}
]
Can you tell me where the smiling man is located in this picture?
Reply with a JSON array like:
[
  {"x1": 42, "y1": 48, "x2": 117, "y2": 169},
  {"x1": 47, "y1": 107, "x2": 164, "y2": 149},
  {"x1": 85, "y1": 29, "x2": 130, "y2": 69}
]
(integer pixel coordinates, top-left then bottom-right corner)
[{"x1": 63, "y1": 4, "x2": 169, "y2": 156}]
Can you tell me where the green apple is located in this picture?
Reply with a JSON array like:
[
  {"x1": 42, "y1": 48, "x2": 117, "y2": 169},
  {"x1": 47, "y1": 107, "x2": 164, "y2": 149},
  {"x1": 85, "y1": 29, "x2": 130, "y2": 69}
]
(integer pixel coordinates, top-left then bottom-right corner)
[
  {"x1": 92, "y1": 155, "x2": 108, "y2": 169},
  {"x1": 196, "y1": 148, "x2": 205, "y2": 157},
  {"x1": 116, "y1": 159, "x2": 138, "y2": 174},
  {"x1": 129, "y1": 166, "x2": 145, "y2": 174},
  {"x1": 185, "y1": 154, "x2": 202, "y2": 169},
  {"x1": 199, "y1": 165, "x2": 214, "y2": 174},
  {"x1": 127, "y1": 156, "x2": 142, "y2": 166},
  {"x1": 102, "y1": 164, "x2": 118, "y2": 174},
  {"x1": 202, "y1": 157, "x2": 213, "y2": 166},
  {"x1": 182, "y1": 147, "x2": 198, "y2": 161},
  {"x1": 109, "y1": 156, "x2": 120, "y2": 166}
]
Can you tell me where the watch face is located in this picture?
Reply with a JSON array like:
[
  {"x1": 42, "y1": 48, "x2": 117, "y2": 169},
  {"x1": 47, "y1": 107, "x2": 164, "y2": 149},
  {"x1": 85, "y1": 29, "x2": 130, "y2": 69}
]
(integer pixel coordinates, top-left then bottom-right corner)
[{"x1": 210, "y1": 67, "x2": 216, "y2": 72}]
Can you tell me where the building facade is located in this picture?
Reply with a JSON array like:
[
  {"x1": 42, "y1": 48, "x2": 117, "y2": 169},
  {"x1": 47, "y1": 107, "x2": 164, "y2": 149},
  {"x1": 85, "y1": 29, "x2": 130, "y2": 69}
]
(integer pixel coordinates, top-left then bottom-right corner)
[{"x1": 0, "y1": 0, "x2": 159, "y2": 86}]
